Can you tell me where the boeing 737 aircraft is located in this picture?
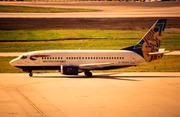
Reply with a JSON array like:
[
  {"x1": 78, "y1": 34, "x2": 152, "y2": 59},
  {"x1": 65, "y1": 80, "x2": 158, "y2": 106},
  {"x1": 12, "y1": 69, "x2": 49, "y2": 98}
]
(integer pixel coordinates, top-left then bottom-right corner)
[{"x1": 10, "y1": 19, "x2": 169, "y2": 77}]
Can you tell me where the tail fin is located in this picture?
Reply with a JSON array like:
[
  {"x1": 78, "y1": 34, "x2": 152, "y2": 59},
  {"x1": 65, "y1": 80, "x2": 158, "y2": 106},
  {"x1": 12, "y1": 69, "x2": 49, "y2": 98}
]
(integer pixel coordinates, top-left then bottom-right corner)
[{"x1": 122, "y1": 19, "x2": 167, "y2": 62}]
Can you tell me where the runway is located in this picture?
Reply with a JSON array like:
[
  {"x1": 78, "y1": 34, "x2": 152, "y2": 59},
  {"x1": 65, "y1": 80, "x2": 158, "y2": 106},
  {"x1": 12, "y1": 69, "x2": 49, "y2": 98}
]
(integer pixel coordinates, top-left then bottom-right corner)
[
  {"x1": 0, "y1": 72, "x2": 180, "y2": 117},
  {"x1": 0, "y1": 1, "x2": 180, "y2": 18}
]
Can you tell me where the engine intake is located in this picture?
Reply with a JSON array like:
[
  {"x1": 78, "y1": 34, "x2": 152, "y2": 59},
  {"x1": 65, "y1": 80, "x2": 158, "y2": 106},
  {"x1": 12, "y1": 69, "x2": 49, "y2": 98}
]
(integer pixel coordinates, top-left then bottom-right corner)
[{"x1": 61, "y1": 65, "x2": 79, "y2": 75}]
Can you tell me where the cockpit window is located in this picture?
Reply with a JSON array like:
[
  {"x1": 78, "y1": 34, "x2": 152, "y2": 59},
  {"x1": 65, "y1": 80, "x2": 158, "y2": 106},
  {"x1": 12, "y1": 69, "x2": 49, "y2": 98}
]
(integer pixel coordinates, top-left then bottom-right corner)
[{"x1": 21, "y1": 55, "x2": 27, "y2": 59}]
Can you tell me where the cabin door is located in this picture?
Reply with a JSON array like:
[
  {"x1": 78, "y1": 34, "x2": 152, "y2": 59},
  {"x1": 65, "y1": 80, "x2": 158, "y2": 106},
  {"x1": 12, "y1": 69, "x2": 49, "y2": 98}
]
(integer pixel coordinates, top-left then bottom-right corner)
[{"x1": 130, "y1": 53, "x2": 136, "y2": 64}]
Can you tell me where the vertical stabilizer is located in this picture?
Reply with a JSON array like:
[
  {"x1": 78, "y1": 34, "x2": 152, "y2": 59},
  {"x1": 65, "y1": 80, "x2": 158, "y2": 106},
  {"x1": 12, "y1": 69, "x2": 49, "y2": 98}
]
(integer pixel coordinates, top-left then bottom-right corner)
[{"x1": 122, "y1": 19, "x2": 167, "y2": 62}]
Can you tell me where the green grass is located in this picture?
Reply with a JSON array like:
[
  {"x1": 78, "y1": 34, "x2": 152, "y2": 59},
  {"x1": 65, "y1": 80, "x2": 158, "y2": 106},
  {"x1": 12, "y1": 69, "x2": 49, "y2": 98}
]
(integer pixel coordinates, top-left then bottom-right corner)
[
  {"x1": 1, "y1": 29, "x2": 179, "y2": 73},
  {"x1": 1, "y1": 56, "x2": 180, "y2": 73},
  {"x1": 0, "y1": 30, "x2": 179, "y2": 52},
  {"x1": 0, "y1": 5, "x2": 99, "y2": 13},
  {"x1": 116, "y1": 55, "x2": 180, "y2": 72},
  {"x1": 0, "y1": 30, "x2": 144, "y2": 41},
  {"x1": 0, "y1": 57, "x2": 23, "y2": 73},
  {"x1": 0, "y1": 39, "x2": 138, "y2": 52}
]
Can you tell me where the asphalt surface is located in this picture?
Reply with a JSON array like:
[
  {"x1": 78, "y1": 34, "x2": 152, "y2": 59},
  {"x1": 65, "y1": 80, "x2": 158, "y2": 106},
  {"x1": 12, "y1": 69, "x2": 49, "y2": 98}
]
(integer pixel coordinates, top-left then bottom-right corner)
[
  {"x1": 0, "y1": 1, "x2": 180, "y2": 18},
  {"x1": 0, "y1": 2, "x2": 180, "y2": 117},
  {"x1": 1, "y1": 17, "x2": 180, "y2": 30},
  {"x1": 0, "y1": 72, "x2": 180, "y2": 117},
  {"x1": 0, "y1": 2, "x2": 180, "y2": 30}
]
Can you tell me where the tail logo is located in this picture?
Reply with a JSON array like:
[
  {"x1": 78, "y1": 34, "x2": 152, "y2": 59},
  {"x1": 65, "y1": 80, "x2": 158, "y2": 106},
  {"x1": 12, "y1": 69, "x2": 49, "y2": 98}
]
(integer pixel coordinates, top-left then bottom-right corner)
[
  {"x1": 30, "y1": 55, "x2": 50, "y2": 61},
  {"x1": 134, "y1": 19, "x2": 166, "y2": 62}
]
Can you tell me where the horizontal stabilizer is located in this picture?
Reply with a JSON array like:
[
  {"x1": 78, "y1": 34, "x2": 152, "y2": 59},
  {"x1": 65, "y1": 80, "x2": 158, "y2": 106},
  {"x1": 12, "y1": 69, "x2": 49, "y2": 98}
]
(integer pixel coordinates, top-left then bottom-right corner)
[{"x1": 148, "y1": 49, "x2": 169, "y2": 55}]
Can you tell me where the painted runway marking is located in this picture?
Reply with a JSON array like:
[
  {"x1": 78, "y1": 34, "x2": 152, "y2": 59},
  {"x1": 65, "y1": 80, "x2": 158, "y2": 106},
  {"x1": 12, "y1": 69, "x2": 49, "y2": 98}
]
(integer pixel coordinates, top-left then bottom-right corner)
[{"x1": 14, "y1": 87, "x2": 46, "y2": 117}]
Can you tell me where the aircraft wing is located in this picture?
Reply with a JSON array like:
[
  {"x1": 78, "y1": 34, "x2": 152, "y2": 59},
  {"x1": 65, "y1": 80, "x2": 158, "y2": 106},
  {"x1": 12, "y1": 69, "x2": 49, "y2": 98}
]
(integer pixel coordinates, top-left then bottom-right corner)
[{"x1": 79, "y1": 62, "x2": 114, "y2": 70}]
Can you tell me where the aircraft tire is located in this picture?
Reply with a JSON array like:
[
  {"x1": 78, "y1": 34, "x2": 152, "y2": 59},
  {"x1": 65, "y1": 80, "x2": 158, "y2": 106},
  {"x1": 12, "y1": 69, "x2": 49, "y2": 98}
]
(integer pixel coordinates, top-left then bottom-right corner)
[
  {"x1": 87, "y1": 72, "x2": 92, "y2": 77},
  {"x1": 85, "y1": 71, "x2": 92, "y2": 77},
  {"x1": 29, "y1": 72, "x2": 33, "y2": 77}
]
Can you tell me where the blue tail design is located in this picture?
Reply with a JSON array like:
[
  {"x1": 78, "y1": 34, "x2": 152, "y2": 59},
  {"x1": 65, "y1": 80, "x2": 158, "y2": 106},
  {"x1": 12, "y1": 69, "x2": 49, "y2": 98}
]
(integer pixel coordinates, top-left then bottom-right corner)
[{"x1": 121, "y1": 19, "x2": 167, "y2": 62}]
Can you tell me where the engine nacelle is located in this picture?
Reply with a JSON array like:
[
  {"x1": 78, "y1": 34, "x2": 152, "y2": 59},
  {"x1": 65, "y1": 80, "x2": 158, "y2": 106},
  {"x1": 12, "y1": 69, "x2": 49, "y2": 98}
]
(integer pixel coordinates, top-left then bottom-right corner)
[{"x1": 61, "y1": 65, "x2": 79, "y2": 75}]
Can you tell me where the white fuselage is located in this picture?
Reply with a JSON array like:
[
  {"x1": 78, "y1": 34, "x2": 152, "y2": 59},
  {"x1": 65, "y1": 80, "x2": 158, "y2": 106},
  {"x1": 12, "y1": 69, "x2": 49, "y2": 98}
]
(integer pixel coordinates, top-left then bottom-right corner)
[{"x1": 10, "y1": 50, "x2": 146, "y2": 72}]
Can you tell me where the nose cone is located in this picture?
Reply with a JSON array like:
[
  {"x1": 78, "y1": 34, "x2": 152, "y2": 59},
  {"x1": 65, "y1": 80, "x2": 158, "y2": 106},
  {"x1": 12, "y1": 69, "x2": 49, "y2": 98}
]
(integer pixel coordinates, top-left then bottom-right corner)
[{"x1": 9, "y1": 59, "x2": 17, "y2": 66}]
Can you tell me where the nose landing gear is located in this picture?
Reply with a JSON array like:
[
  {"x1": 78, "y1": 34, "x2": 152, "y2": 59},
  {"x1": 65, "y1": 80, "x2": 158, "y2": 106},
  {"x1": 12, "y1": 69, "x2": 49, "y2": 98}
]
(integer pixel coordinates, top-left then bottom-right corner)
[{"x1": 29, "y1": 72, "x2": 33, "y2": 77}]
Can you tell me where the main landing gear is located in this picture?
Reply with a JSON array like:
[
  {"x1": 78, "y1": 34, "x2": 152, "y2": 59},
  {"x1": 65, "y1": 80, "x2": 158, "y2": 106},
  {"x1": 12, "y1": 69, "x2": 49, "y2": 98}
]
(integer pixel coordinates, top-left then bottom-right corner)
[
  {"x1": 23, "y1": 69, "x2": 33, "y2": 77},
  {"x1": 84, "y1": 71, "x2": 92, "y2": 77}
]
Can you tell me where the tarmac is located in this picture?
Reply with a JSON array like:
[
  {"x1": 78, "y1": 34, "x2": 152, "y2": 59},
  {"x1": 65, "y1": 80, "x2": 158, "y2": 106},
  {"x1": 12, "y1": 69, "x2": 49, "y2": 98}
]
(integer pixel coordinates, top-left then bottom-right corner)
[
  {"x1": 0, "y1": 72, "x2": 180, "y2": 117},
  {"x1": 0, "y1": 1, "x2": 180, "y2": 117}
]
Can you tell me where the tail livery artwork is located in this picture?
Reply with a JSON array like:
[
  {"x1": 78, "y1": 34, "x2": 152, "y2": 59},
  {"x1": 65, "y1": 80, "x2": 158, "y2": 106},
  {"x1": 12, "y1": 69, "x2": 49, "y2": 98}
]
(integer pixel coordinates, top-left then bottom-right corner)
[{"x1": 10, "y1": 19, "x2": 169, "y2": 77}]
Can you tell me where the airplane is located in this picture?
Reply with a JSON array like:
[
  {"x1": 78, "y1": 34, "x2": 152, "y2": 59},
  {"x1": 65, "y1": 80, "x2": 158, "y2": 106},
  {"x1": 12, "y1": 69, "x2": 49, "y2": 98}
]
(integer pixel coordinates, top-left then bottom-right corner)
[{"x1": 10, "y1": 19, "x2": 169, "y2": 77}]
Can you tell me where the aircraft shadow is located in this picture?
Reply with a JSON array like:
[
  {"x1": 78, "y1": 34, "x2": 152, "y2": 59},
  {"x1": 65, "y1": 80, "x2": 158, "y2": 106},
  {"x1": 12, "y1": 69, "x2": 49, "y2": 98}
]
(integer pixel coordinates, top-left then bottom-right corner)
[
  {"x1": 33, "y1": 73, "x2": 180, "y2": 81},
  {"x1": 32, "y1": 73, "x2": 140, "y2": 81}
]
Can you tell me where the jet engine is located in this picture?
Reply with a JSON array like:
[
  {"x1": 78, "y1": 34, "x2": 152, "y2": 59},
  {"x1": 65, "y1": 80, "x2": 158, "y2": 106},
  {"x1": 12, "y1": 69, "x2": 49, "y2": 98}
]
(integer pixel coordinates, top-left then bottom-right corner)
[{"x1": 61, "y1": 65, "x2": 80, "y2": 75}]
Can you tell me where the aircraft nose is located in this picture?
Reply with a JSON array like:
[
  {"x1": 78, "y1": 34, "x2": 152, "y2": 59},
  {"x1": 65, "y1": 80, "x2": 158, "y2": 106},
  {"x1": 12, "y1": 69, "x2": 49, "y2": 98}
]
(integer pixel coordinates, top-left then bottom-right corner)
[{"x1": 9, "y1": 59, "x2": 16, "y2": 66}]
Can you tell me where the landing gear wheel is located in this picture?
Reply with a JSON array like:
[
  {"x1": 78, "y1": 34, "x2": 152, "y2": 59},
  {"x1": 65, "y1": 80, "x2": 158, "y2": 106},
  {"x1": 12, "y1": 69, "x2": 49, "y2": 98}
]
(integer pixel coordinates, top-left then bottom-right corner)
[
  {"x1": 87, "y1": 72, "x2": 92, "y2": 77},
  {"x1": 84, "y1": 71, "x2": 92, "y2": 77},
  {"x1": 29, "y1": 72, "x2": 33, "y2": 77}
]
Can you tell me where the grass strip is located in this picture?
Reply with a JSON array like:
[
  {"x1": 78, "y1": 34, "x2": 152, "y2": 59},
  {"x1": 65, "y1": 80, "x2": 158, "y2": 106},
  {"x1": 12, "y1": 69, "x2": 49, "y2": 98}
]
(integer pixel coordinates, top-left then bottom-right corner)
[
  {"x1": 0, "y1": 30, "x2": 145, "y2": 41},
  {"x1": 1, "y1": 56, "x2": 180, "y2": 73},
  {"x1": 0, "y1": 5, "x2": 99, "y2": 13},
  {"x1": 0, "y1": 30, "x2": 180, "y2": 52}
]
